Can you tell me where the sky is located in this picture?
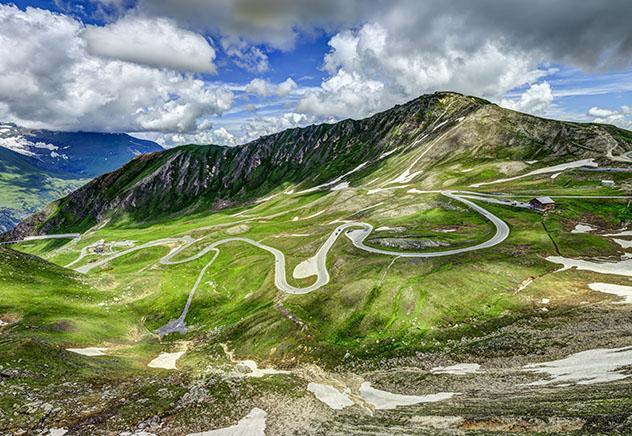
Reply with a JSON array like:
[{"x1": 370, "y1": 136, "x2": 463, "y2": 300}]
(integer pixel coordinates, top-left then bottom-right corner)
[{"x1": 0, "y1": 0, "x2": 631, "y2": 147}]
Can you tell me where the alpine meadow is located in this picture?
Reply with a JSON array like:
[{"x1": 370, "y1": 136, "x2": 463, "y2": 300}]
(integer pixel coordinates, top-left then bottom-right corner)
[{"x1": 1, "y1": 2, "x2": 632, "y2": 435}]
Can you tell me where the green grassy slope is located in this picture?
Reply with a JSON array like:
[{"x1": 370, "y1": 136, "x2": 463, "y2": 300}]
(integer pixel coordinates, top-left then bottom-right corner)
[
  {"x1": 9, "y1": 164, "x2": 632, "y2": 362},
  {"x1": 2, "y1": 92, "x2": 632, "y2": 434},
  {"x1": 4, "y1": 90, "x2": 631, "y2": 363}
]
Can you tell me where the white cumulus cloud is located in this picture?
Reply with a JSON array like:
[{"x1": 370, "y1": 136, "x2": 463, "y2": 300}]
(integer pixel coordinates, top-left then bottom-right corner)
[
  {"x1": 501, "y1": 82, "x2": 554, "y2": 114},
  {"x1": 297, "y1": 22, "x2": 545, "y2": 119},
  {"x1": 7, "y1": 1, "x2": 632, "y2": 146},
  {"x1": 220, "y1": 36, "x2": 269, "y2": 72},
  {"x1": 136, "y1": 0, "x2": 362, "y2": 50},
  {"x1": 159, "y1": 127, "x2": 238, "y2": 147},
  {"x1": 133, "y1": 0, "x2": 632, "y2": 71},
  {"x1": 587, "y1": 105, "x2": 632, "y2": 129},
  {"x1": 82, "y1": 15, "x2": 216, "y2": 72},
  {"x1": 587, "y1": 107, "x2": 617, "y2": 118},
  {"x1": 245, "y1": 78, "x2": 297, "y2": 97},
  {"x1": 238, "y1": 112, "x2": 318, "y2": 143},
  {"x1": 0, "y1": 5, "x2": 232, "y2": 135}
]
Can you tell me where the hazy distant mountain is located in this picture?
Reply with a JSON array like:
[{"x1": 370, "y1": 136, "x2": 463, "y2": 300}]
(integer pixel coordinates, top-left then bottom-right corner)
[
  {"x1": 0, "y1": 123, "x2": 162, "y2": 231},
  {"x1": 0, "y1": 123, "x2": 162, "y2": 177}
]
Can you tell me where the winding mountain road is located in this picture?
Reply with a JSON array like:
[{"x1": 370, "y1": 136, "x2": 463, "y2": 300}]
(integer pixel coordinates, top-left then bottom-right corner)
[
  {"x1": 61, "y1": 189, "x2": 630, "y2": 333},
  {"x1": 345, "y1": 192, "x2": 509, "y2": 258},
  {"x1": 72, "y1": 191, "x2": 509, "y2": 294}
]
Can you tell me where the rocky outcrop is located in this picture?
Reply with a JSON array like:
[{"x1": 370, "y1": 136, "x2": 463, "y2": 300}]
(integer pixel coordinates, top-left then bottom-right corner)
[{"x1": 368, "y1": 238, "x2": 450, "y2": 250}]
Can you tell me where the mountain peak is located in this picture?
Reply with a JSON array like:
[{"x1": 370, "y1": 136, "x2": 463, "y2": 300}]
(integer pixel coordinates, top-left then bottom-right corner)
[{"x1": 4, "y1": 93, "x2": 631, "y2": 240}]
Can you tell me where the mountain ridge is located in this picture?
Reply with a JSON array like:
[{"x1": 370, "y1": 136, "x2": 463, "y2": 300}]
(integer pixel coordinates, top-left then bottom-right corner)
[
  {"x1": 4, "y1": 91, "x2": 632, "y2": 240},
  {"x1": 3, "y1": 93, "x2": 632, "y2": 435}
]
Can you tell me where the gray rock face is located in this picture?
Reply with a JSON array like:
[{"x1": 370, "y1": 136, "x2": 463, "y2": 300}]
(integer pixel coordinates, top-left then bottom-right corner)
[
  {"x1": 0, "y1": 208, "x2": 19, "y2": 233},
  {"x1": 368, "y1": 238, "x2": 450, "y2": 250}
]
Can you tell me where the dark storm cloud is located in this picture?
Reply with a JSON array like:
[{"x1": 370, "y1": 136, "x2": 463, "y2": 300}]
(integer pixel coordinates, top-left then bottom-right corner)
[
  {"x1": 128, "y1": 0, "x2": 632, "y2": 69},
  {"x1": 432, "y1": 0, "x2": 632, "y2": 70}
]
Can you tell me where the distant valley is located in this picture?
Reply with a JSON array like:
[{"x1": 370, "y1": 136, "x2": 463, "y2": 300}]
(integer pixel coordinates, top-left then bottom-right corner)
[{"x1": 0, "y1": 123, "x2": 161, "y2": 231}]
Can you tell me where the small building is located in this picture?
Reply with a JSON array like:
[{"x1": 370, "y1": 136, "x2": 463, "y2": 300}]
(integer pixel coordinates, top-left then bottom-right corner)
[
  {"x1": 601, "y1": 180, "x2": 616, "y2": 187},
  {"x1": 530, "y1": 196, "x2": 556, "y2": 211}
]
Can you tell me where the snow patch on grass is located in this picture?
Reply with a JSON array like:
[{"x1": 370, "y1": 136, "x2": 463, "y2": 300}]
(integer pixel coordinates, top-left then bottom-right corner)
[
  {"x1": 523, "y1": 347, "x2": 632, "y2": 386},
  {"x1": 308, "y1": 383, "x2": 354, "y2": 410},
  {"x1": 613, "y1": 238, "x2": 632, "y2": 249},
  {"x1": 406, "y1": 188, "x2": 436, "y2": 194},
  {"x1": 66, "y1": 347, "x2": 108, "y2": 357},
  {"x1": 604, "y1": 230, "x2": 632, "y2": 237},
  {"x1": 588, "y1": 283, "x2": 632, "y2": 304},
  {"x1": 367, "y1": 186, "x2": 409, "y2": 195},
  {"x1": 223, "y1": 344, "x2": 289, "y2": 378},
  {"x1": 295, "y1": 162, "x2": 367, "y2": 194},
  {"x1": 470, "y1": 158, "x2": 597, "y2": 188},
  {"x1": 303, "y1": 209, "x2": 327, "y2": 220},
  {"x1": 431, "y1": 363, "x2": 480, "y2": 375},
  {"x1": 571, "y1": 224, "x2": 594, "y2": 234},
  {"x1": 331, "y1": 182, "x2": 349, "y2": 191},
  {"x1": 517, "y1": 277, "x2": 533, "y2": 292},
  {"x1": 187, "y1": 408, "x2": 266, "y2": 436},
  {"x1": 379, "y1": 148, "x2": 398, "y2": 159},
  {"x1": 148, "y1": 351, "x2": 185, "y2": 370},
  {"x1": 235, "y1": 359, "x2": 290, "y2": 378},
  {"x1": 546, "y1": 256, "x2": 632, "y2": 277},
  {"x1": 359, "y1": 382, "x2": 458, "y2": 409}
]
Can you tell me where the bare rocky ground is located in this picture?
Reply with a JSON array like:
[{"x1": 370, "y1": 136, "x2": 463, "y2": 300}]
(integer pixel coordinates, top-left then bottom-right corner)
[
  {"x1": 318, "y1": 305, "x2": 632, "y2": 435},
  {"x1": 367, "y1": 237, "x2": 450, "y2": 250},
  {"x1": 2, "y1": 304, "x2": 632, "y2": 435}
]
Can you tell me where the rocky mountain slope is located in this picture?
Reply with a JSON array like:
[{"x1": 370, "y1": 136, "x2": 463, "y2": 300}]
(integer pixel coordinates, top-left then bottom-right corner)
[
  {"x1": 5, "y1": 91, "x2": 632, "y2": 239},
  {"x1": 0, "y1": 124, "x2": 162, "y2": 231}
]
